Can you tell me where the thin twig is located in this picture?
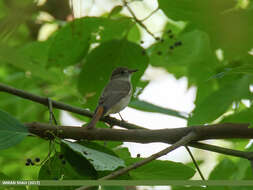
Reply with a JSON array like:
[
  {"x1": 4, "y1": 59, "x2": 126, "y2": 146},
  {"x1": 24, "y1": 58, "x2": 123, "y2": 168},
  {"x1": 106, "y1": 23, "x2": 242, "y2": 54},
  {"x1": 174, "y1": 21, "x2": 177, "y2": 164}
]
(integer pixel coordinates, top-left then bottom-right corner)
[
  {"x1": 189, "y1": 142, "x2": 253, "y2": 160},
  {"x1": 0, "y1": 82, "x2": 145, "y2": 130},
  {"x1": 48, "y1": 98, "x2": 57, "y2": 125},
  {"x1": 76, "y1": 131, "x2": 198, "y2": 190},
  {"x1": 122, "y1": 0, "x2": 157, "y2": 40},
  {"x1": 141, "y1": 7, "x2": 159, "y2": 22},
  {"x1": 185, "y1": 146, "x2": 206, "y2": 181}
]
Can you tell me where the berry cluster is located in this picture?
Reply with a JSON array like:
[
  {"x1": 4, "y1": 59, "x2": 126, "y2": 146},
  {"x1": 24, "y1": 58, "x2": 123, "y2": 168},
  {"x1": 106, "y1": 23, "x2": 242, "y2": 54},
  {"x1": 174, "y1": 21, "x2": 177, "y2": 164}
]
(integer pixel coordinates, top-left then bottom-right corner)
[
  {"x1": 25, "y1": 157, "x2": 40, "y2": 166},
  {"x1": 140, "y1": 29, "x2": 183, "y2": 57}
]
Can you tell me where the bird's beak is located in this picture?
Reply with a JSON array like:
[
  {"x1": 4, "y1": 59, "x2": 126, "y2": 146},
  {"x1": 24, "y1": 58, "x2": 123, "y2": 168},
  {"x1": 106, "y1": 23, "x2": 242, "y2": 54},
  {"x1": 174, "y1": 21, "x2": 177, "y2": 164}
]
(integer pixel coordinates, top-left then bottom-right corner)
[{"x1": 128, "y1": 69, "x2": 138, "y2": 73}]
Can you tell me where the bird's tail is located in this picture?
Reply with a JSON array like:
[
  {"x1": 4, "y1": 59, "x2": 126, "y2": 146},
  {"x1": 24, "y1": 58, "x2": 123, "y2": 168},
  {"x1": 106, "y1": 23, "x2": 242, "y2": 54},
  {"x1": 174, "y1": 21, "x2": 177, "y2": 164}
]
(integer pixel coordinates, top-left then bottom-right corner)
[{"x1": 87, "y1": 106, "x2": 104, "y2": 129}]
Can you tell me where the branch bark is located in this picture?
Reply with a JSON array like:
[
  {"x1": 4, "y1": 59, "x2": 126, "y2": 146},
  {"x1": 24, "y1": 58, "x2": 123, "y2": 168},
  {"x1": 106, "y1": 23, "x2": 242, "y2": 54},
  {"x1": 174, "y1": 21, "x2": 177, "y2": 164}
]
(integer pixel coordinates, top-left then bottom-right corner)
[
  {"x1": 25, "y1": 122, "x2": 253, "y2": 160},
  {"x1": 0, "y1": 82, "x2": 145, "y2": 130},
  {"x1": 26, "y1": 122, "x2": 253, "y2": 143}
]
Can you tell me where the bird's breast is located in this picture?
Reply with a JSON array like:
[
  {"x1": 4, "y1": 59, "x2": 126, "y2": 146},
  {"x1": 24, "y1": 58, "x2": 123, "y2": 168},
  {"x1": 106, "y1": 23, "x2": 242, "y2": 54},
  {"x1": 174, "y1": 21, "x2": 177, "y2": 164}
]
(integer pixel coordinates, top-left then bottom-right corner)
[{"x1": 106, "y1": 86, "x2": 132, "y2": 115}]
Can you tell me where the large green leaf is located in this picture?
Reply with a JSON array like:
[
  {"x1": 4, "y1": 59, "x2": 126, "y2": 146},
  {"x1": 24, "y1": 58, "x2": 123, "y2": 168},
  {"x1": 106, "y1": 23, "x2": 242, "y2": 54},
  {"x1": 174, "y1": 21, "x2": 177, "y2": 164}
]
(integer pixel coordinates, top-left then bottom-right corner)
[
  {"x1": 127, "y1": 158, "x2": 195, "y2": 180},
  {"x1": 17, "y1": 41, "x2": 50, "y2": 67},
  {"x1": 129, "y1": 98, "x2": 188, "y2": 119},
  {"x1": 0, "y1": 45, "x2": 61, "y2": 83},
  {"x1": 48, "y1": 17, "x2": 134, "y2": 67},
  {"x1": 62, "y1": 140, "x2": 125, "y2": 171},
  {"x1": 78, "y1": 39, "x2": 149, "y2": 109},
  {"x1": 115, "y1": 148, "x2": 195, "y2": 180},
  {"x1": 39, "y1": 153, "x2": 98, "y2": 190},
  {"x1": 148, "y1": 30, "x2": 217, "y2": 84},
  {"x1": 158, "y1": 0, "x2": 235, "y2": 23},
  {"x1": 158, "y1": 0, "x2": 253, "y2": 59},
  {"x1": 188, "y1": 76, "x2": 251, "y2": 125},
  {"x1": 0, "y1": 109, "x2": 28, "y2": 149},
  {"x1": 209, "y1": 158, "x2": 237, "y2": 180}
]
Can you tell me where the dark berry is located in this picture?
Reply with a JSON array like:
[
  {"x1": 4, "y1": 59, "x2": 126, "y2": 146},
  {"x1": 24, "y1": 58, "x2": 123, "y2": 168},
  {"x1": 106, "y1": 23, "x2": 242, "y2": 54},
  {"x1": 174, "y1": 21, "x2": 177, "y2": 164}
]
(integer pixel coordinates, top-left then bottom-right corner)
[
  {"x1": 157, "y1": 51, "x2": 162, "y2": 55},
  {"x1": 59, "y1": 154, "x2": 64, "y2": 159},
  {"x1": 174, "y1": 41, "x2": 182, "y2": 46},
  {"x1": 167, "y1": 29, "x2": 172, "y2": 33},
  {"x1": 31, "y1": 162, "x2": 35, "y2": 166},
  {"x1": 169, "y1": 45, "x2": 174, "y2": 50},
  {"x1": 25, "y1": 162, "x2": 30, "y2": 166},
  {"x1": 169, "y1": 34, "x2": 174, "y2": 39},
  {"x1": 35, "y1": 158, "x2": 40, "y2": 162},
  {"x1": 62, "y1": 160, "x2": 66, "y2": 165},
  {"x1": 26, "y1": 158, "x2": 32, "y2": 163},
  {"x1": 137, "y1": 153, "x2": 140, "y2": 158},
  {"x1": 140, "y1": 40, "x2": 144, "y2": 44}
]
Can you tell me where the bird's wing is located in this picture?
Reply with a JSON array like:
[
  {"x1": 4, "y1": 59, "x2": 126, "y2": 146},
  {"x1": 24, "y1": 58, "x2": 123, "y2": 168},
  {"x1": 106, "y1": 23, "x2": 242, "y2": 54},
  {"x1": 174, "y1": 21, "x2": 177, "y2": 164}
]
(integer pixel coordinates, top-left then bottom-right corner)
[{"x1": 98, "y1": 79, "x2": 131, "y2": 113}]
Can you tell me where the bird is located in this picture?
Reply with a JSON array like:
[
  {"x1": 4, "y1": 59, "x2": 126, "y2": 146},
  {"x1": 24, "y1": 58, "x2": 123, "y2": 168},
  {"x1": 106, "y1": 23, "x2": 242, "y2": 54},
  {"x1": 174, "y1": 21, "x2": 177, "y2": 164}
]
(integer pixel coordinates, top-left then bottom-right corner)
[{"x1": 86, "y1": 67, "x2": 137, "y2": 129}]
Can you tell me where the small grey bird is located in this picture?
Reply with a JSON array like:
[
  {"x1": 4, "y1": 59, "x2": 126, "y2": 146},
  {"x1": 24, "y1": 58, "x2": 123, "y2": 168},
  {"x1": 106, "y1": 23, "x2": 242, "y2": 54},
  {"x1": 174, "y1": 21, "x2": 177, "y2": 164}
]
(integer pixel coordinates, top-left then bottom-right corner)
[{"x1": 87, "y1": 67, "x2": 137, "y2": 129}]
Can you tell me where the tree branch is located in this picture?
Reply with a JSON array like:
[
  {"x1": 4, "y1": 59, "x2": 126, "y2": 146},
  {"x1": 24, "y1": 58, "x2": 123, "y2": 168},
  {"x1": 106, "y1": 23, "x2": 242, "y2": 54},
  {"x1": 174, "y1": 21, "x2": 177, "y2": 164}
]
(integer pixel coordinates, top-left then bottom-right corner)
[
  {"x1": 0, "y1": 82, "x2": 145, "y2": 130},
  {"x1": 0, "y1": 83, "x2": 253, "y2": 160},
  {"x1": 26, "y1": 122, "x2": 253, "y2": 143},
  {"x1": 76, "y1": 131, "x2": 198, "y2": 190},
  {"x1": 189, "y1": 142, "x2": 253, "y2": 160},
  {"x1": 25, "y1": 122, "x2": 253, "y2": 160}
]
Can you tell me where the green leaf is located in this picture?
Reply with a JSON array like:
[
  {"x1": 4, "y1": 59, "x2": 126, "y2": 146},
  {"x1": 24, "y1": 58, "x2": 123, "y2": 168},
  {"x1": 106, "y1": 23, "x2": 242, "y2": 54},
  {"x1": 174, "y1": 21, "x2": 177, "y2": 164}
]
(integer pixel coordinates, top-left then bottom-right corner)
[
  {"x1": 62, "y1": 140, "x2": 125, "y2": 171},
  {"x1": 127, "y1": 23, "x2": 141, "y2": 43},
  {"x1": 158, "y1": 0, "x2": 253, "y2": 59},
  {"x1": 108, "y1": 6, "x2": 123, "y2": 18},
  {"x1": 158, "y1": 0, "x2": 235, "y2": 22},
  {"x1": 0, "y1": 109, "x2": 28, "y2": 149},
  {"x1": 221, "y1": 106, "x2": 253, "y2": 126},
  {"x1": 0, "y1": 172, "x2": 9, "y2": 179},
  {"x1": 48, "y1": 17, "x2": 134, "y2": 67},
  {"x1": 205, "y1": 159, "x2": 237, "y2": 190},
  {"x1": 231, "y1": 144, "x2": 253, "y2": 180},
  {"x1": 129, "y1": 98, "x2": 188, "y2": 119},
  {"x1": 127, "y1": 158, "x2": 195, "y2": 180},
  {"x1": 115, "y1": 148, "x2": 195, "y2": 180},
  {"x1": 209, "y1": 158, "x2": 237, "y2": 180},
  {"x1": 78, "y1": 39, "x2": 149, "y2": 109},
  {"x1": 148, "y1": 30, "x2": 217, "y2": 84},
  {"x1": 39, "y1": 153, "x2": 82, "y2": 180},
  {"x1": 39, "y1": 153, "x2": 98, "y2": 190},
  {"x1": 17, "y1": 41, "x2": 50, "y2": 67},
  {"x1": 61, "y1": 144, "x2": 98, "y2": 179},
  {"x1": 188, "y1": 76, "x2": 251, "y2": 125},
  {"x1": 0, "y1": 45, "x2": 62, "y2": 83}
]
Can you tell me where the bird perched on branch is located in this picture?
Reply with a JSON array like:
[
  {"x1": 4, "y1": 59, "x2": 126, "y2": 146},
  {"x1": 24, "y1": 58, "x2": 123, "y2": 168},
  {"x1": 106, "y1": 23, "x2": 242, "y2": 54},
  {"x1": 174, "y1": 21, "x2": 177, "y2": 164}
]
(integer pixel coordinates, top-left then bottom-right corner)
[{"x1": 87, "y1": 67, "x2": 138, "y2": 129}]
